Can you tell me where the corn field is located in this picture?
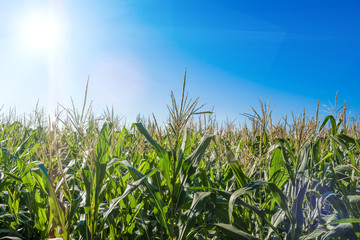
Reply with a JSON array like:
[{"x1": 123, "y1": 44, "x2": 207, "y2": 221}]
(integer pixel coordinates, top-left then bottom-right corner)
[{"x1": 1, "y1": 79, "x2": 360, "y2": 239}]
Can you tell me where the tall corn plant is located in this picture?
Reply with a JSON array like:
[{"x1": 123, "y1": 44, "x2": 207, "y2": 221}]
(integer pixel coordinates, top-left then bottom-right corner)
[
  {"x1": 130, "y1": 69, "x2": 213, "y2": 239},
  {"x1": 219, "y1": 113, "x2": 360, "y2": 240}
]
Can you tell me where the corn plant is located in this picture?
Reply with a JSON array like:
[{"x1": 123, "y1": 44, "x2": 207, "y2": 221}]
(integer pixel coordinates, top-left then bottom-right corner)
[{"x1": 0, "y1": 75, "x2": 360, "y2": 239}]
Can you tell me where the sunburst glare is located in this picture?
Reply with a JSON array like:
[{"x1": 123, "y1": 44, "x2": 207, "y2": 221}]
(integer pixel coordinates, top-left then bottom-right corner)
[{"x1": 20, "y1": 12, "x2": 63, "y2": 52}]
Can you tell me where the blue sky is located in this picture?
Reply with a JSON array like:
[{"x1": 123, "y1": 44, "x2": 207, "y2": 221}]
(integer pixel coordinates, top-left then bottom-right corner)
[{"x1": 0, "y1": 1, "x2": 359, "y2": 123}]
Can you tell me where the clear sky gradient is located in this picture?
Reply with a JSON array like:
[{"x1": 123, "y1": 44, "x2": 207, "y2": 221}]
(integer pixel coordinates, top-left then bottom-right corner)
[{"x1": 0, "y1": 1, "x2": 359, "y2": 124}]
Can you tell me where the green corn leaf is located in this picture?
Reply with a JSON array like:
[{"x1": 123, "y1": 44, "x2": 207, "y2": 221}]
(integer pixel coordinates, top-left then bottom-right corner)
[
  {"x1": 299, "y1": 225, "x2": 328, "y2": 240},
  {"x1": 327, "y1": 218, "x2": 360, "y2": 224},
  {"x1": 134, "y1": 122, "x2": 172, "y2": 192},
  {"x1": 318, "y1": 192, "x2": 349, "y2": 218},
  {"x1": 348, "y1": 194, "x2": 360, "y2": 214},
  {"x1": 267, "y1": 182, "x2": 295, "y2": 224},
  {"x1": 189, "y1": 186, "x2": 279, "y2": 237},
  {"x1": 38, "y1": 163, "x2": 67, "y2": 238},
  {"x1": 96, "y1": 122, "x2": 112, "y2": 164},
  {"x1": 0, "y1": 229, "x2": 25, "y2": 239},
  {"x1": 291, "y1": 178, "x2": 308, "y2": 239},
  {"x1": 268, "y1": 145, "x2": 288, "y2": 188},
  {"x1": 180, "y1": 134, "x2": 213, "y2": 185},
  {"x1": 229, "y1": 181, "x2": 267, "y2": 223},
  {"x1": 319, "y1": 115, "x2": 337, "y2": 135},
  {"x1": 178, "y1": 192, "x2": 212, "y2": 240},
  {"x1": 321, "y1": 223, "x2": 357, "y2": 240},
  {"x1": 268, "y1": 142, "x2": 295, "y2": 183},
  {"x1": 215, "y1": 223, "x2": 260, "y2": 240},
  {"x1": 103, "y1": 172, "x2": 155, "y2": 221},
  {"x1": 330, "y1": 135, "x2": 349, "y2": 151},
  {"x1": 176, "y1": 128, "x2": 188, "y2": 179},
  {"x1": 3, "y1": 172, "x2": 22, "y2": 183},
  {"x1": 225, "y1": 144, "x2": 249, "y2": 188},
  {"x1": 333, "y1": 164, "x2": 353, "y2": 174},
  {"x1": 297, "y1": 141, "x2": 311, "y2": 174},
  {"x1": 69, "y1": 192, "x2": 84, "y2": 223},
  {"x1": 266, "y1": 209, "x2": 286, "y2": 239},
  {"x1": 119, "y1": 160, "x2": 169, "y2": 235}
]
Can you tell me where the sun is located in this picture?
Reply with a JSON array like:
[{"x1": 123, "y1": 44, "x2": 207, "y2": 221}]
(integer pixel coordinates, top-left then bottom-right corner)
[{"x1": 20, "y1": 12, "x2": 62, "y2": 52}]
